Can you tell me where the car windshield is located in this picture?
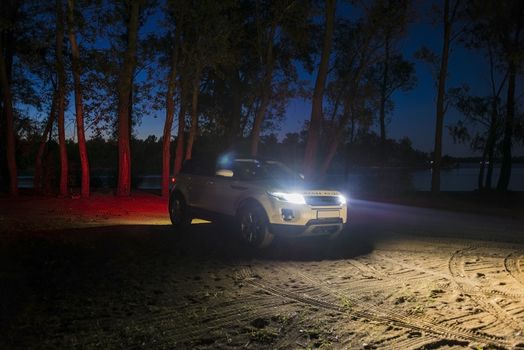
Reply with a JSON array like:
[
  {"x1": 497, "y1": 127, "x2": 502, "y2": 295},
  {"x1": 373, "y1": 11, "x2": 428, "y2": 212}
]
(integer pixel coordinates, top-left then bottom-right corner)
[{"x1": 233, "y1": 160, "x2": 303, "y2": 182}]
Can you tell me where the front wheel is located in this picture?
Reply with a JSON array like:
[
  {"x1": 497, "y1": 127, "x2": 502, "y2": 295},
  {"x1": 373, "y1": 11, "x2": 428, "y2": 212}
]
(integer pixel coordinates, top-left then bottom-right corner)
[
  {"x1": 327, "y1": 224, "x2": 347, "y2": 241},
  {"x1": 169, "y1": 192, "x2": 190, "y2": 229},
  {"x1": 238, "y1": 203, "x2": 274, "y2": 249}
]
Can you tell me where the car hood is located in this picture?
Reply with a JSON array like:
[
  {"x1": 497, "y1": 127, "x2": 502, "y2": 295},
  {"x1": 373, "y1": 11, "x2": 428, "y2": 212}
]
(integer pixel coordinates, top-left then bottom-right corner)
[{"x1": 251, "y1": 178, "x2": 341, "y2": 194}]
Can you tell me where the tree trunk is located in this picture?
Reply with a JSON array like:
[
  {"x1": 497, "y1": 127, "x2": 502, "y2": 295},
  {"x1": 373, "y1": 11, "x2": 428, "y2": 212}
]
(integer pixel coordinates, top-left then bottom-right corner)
[
  {"x1": 478, "y1": 149, "x2": 487, "y2": 191},
  {"x1": 484, "y1": 101, "x2": 498, "y2": 190},
  {"x1": 0, "y1": 0, "x2": 19, "y2": 195},
  {"x1": 497, "y1": 61, "x2": 516, "y2": 192},
  {"x1": 485, "y1": 49, "x2": 504, "y2": 191},
  {"x1": 67, "y1": 0, "x2": 89, "y2": 197},
  {"x1": 431, "y1": 0, "x2": 451, "y2": 193},
  {"x1": 249, "y1": 85, "x2": 271, "y2": 157},
  {"x1": 485, "y1": 148, "x2": 495, "y2": 190},
  {"x1": 0, "y1": 101, "x2": 6, "y2": 193},
  {"x1": 34, "y1": 91, "x2": 58, "y2": 194},
  {"x1": 379, "y1": 35, "x2": 390, "y2": 167},
  {"x1": 0, "y1": 35, "x2": 17, "y2": 196},
  {"x1": 303, "y1": 0, "x2": 336, "y2": 179},
  {"x1": 319, "y1": 107, "x2": 352, "y2": 176},
  {"x1": 227, "y1": 69, "x2": 242, "y2": 146},
  {"x1": 56, "y1": 0, "x2": 68, "y2": 197},
  {"x1": 250, "y1": 23, "x2": 276, "y2": 157},
  {"x1": 320, "y1": 122, "x2": 345, "y2": 176},
  {"x1": 173, "y1": 81, "x2": 187, "y2": 175},
  {"x1": 185, "y1": 70, "x2": 201, "y2": 161},
  {"x1": 117, "y1": 1, "x2": 139, "y2": 196},
  {"x1": 161, "y1": 42, "x2": 179, "y2": 197},
  {"x1": 240, "y1": 93, "x2": 256, "y2": 138}
]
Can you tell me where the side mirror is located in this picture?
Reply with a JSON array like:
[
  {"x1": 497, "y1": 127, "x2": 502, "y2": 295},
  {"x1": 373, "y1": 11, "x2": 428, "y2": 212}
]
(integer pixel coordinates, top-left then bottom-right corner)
[{"x1": 216, "y1": 169, "x2": 234, "y2": 178}]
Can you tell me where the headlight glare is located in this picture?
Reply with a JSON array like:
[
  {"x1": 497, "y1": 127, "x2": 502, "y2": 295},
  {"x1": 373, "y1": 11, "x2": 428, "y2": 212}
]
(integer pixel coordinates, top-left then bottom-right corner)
[
  {"x1": 268, "y1": 191, "x2": 306, "y2": 205},
  {"x1": 338, "y1": 195, "x2": 347, "y2": 205}
]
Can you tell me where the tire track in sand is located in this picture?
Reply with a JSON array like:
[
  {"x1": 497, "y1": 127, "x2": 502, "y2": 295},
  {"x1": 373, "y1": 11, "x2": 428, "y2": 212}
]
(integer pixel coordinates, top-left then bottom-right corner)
[
  {"x1": 449, "y1": 248, "x2": 524, "y2": 334},
  {"x1": 505, "y1": 253, "x2": 524, "y2": 287},
  {"x1": 237, "y1": 264, "x2": 510, "y2": 349}
]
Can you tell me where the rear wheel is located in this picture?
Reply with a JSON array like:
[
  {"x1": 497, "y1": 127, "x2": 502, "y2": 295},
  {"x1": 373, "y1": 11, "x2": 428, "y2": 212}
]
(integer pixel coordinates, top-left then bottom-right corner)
[
  {"x1": 238, "y1": 203, "x2": 273, "y2": 249},
  {"x1": 169, "y1": 192, "x2": 190, "y2": 229}
]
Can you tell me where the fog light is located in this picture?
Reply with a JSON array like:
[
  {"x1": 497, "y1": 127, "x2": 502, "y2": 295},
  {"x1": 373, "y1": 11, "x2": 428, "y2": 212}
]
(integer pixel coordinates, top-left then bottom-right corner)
[{"x1": 281, "y1": 208, "x2": 294, "y2": 221}]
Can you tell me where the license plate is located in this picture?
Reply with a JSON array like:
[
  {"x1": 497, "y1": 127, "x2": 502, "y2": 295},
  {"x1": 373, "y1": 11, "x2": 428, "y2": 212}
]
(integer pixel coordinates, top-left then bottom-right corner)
[{"x1": 317, "y1": 210, "x2": 339, "y2": 219}]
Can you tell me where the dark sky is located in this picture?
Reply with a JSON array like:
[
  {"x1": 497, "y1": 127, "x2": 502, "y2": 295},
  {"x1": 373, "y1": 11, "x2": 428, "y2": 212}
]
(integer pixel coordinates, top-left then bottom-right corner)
[{"x1": 133, "y1": 2, "x2": 523, "y2": 157}]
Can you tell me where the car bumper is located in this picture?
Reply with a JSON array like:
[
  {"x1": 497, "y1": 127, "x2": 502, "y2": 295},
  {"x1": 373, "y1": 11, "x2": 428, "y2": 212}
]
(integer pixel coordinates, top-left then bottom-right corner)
[
  {"x1": 269, "y1": 218, "x2": 345, "y2": 237},
  {"x1": 261, "y1": 197, "x2": 348, "y2": 224}
]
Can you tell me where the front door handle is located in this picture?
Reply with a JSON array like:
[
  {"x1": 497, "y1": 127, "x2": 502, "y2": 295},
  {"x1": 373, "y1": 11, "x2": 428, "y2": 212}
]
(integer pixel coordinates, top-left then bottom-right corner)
[{"x1": 231, "y1": 185, "x2": 247, "y2": 191}]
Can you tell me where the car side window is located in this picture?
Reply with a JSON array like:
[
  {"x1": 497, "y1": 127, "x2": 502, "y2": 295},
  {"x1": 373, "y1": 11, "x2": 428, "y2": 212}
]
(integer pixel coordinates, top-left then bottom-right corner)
[
  {"x1": 193, "y1": 160, "x2": 214, "y2": 177},
  {"x1": 180, "y1": 159, "x2": 215, "y2": 176},
  {"x1": 233, "y1": 161, "x2": 262, "y2": 181}
]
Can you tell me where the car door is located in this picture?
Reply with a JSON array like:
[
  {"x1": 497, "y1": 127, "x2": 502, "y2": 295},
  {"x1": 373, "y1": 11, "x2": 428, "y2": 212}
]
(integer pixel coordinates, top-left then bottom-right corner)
[
  {"x1": 184, "y1": 159, "x2": 214, "y2": 210},
  {"x1": 207, "y1": 174, "x2": 248, "y2": 216},
  {"x1": 206, "y1": 160, "x2": 256, "y2": 216}
]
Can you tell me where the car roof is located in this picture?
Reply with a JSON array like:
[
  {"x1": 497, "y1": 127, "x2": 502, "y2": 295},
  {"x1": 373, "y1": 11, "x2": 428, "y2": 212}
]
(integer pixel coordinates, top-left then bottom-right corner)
[{"x1": 235, "y1": 158, "x2": 259, "y2": 162}]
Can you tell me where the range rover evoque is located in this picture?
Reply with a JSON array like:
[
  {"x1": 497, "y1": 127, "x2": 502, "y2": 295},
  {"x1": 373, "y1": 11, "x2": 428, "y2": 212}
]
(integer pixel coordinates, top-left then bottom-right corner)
[{"x1": 168, "y1": 155, "x2": 348, "y2": 248}]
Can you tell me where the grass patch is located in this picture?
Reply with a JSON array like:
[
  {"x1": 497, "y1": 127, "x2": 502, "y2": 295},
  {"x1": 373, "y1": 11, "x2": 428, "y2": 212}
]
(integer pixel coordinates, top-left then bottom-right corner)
[{"x1": 339, "y1": 296, "x2": 353, "y2": 310}]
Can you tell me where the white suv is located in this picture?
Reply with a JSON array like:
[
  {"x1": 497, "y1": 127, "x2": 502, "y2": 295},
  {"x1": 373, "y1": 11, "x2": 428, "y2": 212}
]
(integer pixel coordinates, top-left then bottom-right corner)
[{"x1": 168, "y1": 155, "x2": 348, "y2": 248}]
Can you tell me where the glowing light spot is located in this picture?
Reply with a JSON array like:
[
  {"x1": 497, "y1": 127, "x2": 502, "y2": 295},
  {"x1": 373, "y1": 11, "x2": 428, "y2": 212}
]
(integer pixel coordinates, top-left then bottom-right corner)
[{"x1": 191, "y1": 218, "x2": 212, "y2": 224}]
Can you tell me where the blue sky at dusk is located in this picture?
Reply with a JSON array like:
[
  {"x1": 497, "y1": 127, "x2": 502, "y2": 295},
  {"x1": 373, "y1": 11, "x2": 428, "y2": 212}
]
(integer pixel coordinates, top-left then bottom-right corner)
[{"x1": 123, "y1": 2, "x2": 523, "y2": 157}]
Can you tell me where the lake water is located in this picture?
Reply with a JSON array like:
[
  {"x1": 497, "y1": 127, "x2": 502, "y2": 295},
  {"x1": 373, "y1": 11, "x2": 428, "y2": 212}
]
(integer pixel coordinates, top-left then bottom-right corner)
[
  {"x1": 411, "y1": 165, "x2": 524, "y2": 191},
  {"x1": 336, "y1": 164, "x2": 524, "y2": 193},
  {"x1": 17, "y1": 164, "x2": 524, "y2": 192}
]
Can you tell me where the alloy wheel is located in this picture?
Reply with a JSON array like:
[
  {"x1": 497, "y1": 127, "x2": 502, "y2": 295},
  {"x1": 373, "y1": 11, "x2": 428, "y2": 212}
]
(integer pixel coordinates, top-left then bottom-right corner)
[{"x1": 240, "y1": 209, "x2": 263, "y2": 245}]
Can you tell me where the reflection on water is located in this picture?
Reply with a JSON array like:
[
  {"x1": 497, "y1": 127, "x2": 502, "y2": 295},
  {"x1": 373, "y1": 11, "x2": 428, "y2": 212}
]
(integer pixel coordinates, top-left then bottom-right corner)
[
  {"x1": 414, "y1": 165, "x2": 524, "y2": 191},
  {"x1": 325, "y1": 164, "x2": 524, "y2": 193},
  {"x1": 16, "y1": 164, "x2": 524, "y2": 192},
  {"x1": 135, "y1": 175, "x2": 163, "y2": 190},
  {"x1": 18, "y1": 176, "x2": 34, "y2": 189}
]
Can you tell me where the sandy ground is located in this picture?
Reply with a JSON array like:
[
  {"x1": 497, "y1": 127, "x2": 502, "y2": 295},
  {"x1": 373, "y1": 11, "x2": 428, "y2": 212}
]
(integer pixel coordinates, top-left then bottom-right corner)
[{"x1": 1, "y1": 192, "x2": 524, "y2": 349}]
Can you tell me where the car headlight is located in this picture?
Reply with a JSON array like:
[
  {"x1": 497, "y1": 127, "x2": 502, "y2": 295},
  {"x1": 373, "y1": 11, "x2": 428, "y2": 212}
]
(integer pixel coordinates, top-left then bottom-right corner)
[
  {"x1": 267, "y1": 191, "x2": 306, "y2": 205},
  {"x1": 338, "y1": 194, "x2": 347, "y2": 205}
]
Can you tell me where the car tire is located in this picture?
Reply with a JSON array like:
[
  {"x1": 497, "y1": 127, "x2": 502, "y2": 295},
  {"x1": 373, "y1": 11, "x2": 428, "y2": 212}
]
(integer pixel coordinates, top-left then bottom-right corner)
[
  {"x1": 327, "y1": 224, "x2": 347, "y2": 241},
  {"x1": 169, "y1": 192, "x2": 190, "y2": 229},
  {"x1": 238, "y1": 203, "x2": 274, "y2": 249},
  {"x1": 327, "y1": 229, "x2": 342, "y2": 241}
]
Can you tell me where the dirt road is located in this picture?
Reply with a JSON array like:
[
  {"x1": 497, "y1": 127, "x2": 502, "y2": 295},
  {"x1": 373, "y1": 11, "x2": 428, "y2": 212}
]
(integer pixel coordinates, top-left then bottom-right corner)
[{"x1": 1, "y1": 196, "x2": 524, "y2": 349}]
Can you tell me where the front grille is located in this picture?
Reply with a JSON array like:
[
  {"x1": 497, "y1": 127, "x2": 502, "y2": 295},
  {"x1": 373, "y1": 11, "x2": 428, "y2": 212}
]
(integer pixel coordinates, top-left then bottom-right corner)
[
  {"x1": 306, "y1": 218, "x2": 343, "y2": 226},
  {"x1": 305, "y1": 196, "x2": 341, "y2": 206},
  {"x1": 311, "y1": 225, "x2": 340, "y2": 235}
]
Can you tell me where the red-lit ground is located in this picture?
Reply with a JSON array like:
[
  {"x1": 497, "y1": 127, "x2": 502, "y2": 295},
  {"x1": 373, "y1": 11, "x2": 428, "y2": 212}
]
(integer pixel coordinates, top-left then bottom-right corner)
[{"x1": 1, "y1": 192, "x2": 524, "y2": 349}]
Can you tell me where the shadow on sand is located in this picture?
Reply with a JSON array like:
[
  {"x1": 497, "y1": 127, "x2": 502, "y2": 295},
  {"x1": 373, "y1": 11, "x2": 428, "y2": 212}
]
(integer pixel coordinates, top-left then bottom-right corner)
[{"x1": 0, "y1": 223, "x2": 373, "y2": 346}]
